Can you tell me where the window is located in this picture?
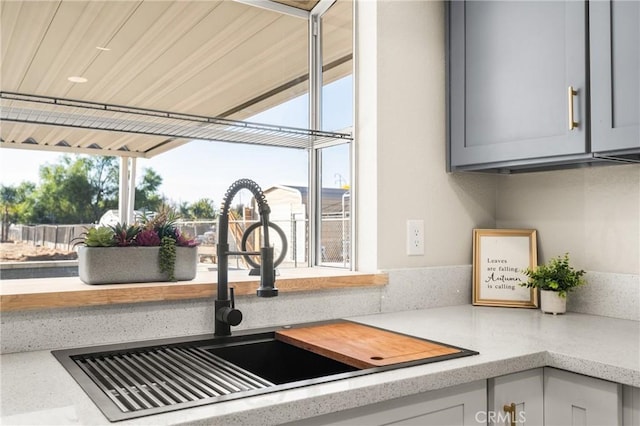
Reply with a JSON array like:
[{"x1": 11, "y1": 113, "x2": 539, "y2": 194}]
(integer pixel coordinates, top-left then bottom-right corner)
[
  {"x1": 317, "y1": 0, "x2": 353, "y2": 268},
  {"x1": 318, "y1": 142, "x2": 351, "y2": 268},
  {"x1": 0, "y1": 0, "x2": 353, "y2": 278}
]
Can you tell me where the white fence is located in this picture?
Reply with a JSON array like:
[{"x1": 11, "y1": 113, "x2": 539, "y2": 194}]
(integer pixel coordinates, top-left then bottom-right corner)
[
  {"x1": 3, "y1": 217, "x2": 350, "y2": 268},
  {"x1": 6, "y1": 224, "x2": 88, "y2": 250}
]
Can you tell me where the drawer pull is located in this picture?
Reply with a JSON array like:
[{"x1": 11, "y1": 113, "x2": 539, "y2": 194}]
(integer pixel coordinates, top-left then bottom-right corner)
[
  {"x1": 503, "y1": 402, "x2": 516, "y2": 426},
  {"x1": 568, "y1": 86, "x2": 579, "y2": 130}
]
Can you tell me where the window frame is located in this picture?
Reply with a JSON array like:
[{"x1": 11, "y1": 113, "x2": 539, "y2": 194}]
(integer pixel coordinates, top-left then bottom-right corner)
[
  {"x1": 0, "y1": 0, "x2": 355, "y2": 277},
  {"x1": 308, "y1": 0, "x2": 354, "y2": 270}
]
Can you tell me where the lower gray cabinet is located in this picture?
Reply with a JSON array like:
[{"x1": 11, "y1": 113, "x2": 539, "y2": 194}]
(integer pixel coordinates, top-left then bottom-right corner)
[
  {"x1": 288, "y1": 380, "x2": 487, "y2": 426},
  {"x1": 623, "y1": 385, "x2": 640, "y2": 426},
  {"x1": 544, "y1": 367, "x2": 621, "y2": 426},
  {"x1": 490, "y1": 368, "x2": 624, "y2": 425},
  {"x1": 290, "y1": 369, "x2": 632, "y2": 425},
  {"x1": 488, "y1": 368, "x2": 544, "y2": 425}
]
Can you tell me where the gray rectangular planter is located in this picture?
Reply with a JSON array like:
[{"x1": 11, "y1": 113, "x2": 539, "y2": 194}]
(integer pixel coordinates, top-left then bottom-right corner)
[{"x1": 78, "y1": 246, "x2": 198, "y2": 285}]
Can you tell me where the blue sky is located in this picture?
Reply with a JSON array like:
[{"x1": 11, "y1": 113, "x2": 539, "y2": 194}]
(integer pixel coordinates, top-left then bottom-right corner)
[{"x1": 0, "y1": 76, "x2": 352, "y2": 205}]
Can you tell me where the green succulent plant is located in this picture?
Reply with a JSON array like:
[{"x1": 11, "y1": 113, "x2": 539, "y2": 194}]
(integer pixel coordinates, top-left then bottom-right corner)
[
  {"x1": 83, "y1": 227, "x2": 116, "y2": 247},
  {"x1": 159, "y1": 236, "x2": 177, "y2": 281},
  {"x1": 519, "y1": 253, "x2": 586, "y2": 298},
  {"x1": 75, "y1": 205, "x2": 198, "y2": 282},
  {"x1": 110, "y1": 223, "x2": 141, "y2": 247},
  {"x1": 143, "y1": 205, "x2": 180, "y2": 240}
]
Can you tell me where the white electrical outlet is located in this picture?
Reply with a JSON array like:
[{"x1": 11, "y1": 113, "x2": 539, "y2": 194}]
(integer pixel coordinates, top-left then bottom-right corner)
[{"x1": 406, "y1": 219, "x2": 424, "y2": 256}]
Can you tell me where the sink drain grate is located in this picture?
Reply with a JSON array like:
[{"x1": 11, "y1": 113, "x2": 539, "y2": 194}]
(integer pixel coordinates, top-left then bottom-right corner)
[{"x1": 68, "y1": 345, "x2": 274, "y2": 420}]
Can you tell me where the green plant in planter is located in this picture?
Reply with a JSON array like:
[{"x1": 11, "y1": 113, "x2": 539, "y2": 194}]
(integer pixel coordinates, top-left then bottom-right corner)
[
  {"x1": 110, "y1": 223, "x2": 141, "y2": 247},
  {"x1": 519, "y1": 253, "x2": 586, "y2": 298},
  {"x1": 144, "y1": 206, "x2": 180, "y2": 241},
  {"x1": 83, "y1": 226, "x2": 115, "y2": 247},
  {"x1": 75, "y1": 205, "x2": 198, "y2": 282},
  {"x1": 159, "y1": 236, "x2": 177, "y2": 281}
]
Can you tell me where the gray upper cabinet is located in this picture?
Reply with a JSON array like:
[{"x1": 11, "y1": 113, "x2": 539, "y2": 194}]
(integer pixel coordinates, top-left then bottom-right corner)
[
  {"x1": 590, "y1": 0, "x2": 640, "y2": 153},
  {"x1": 448, "y1": 0, "x2": 639, "y2": 172},
  {"x1": 449, "y1": 1, "x2": 587, "y2": 169}
]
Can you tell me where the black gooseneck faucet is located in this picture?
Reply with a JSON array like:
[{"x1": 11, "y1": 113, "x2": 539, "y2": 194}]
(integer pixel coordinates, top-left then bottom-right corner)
[{"x1": 215, "y1": 179, "x2": 278, "y2": 337}]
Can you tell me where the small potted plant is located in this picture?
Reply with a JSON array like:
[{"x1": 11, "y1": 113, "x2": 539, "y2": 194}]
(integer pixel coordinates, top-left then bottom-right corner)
[
  {"x1": 76, "y1": 206, "x2": 199, "y2": 285},
  {"x1": 519, "y1": 253, "x2": 586, "y2": 315}
]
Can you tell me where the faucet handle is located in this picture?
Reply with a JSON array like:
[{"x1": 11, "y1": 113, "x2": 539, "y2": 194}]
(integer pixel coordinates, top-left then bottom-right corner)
[
  {"x1": 215, "y1": 287, "x2": 243, "y2": 327},
  {"x1": 216, "y1": 305, "x2": 243, "y2": 327},
  {"x1": 221, "y1": 307, "x2": 243, "y2": 326}
]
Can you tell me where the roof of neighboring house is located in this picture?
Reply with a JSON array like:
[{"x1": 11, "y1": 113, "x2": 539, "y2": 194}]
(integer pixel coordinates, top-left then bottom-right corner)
[
  {"x1": 280, "y1": 185, "x2": 349, "y2": 201},
  {"x1": 264, "y1": 185, "x2": 350, "y2": 214}
]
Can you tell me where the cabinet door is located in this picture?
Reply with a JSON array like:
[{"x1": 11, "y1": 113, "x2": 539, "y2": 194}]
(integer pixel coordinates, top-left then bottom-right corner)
[
  {"x1": 544, "y1": 367, "x2": 622, "y2": 426},
  {"x1": 623, "y1": 386, "x2": 640, "y2": 426},
  {"x1": 488, "y1": 368, "x2": 544, "y2": 425},
  {"x1": 590, "y1": 0, "x2": 640, "y2": 153},
  {"x1": 449, "y1": 1, "x2": 587, "y2": 168},
  {"x1": 288, "y1": 380, "x2": 487, "y2": 425}
]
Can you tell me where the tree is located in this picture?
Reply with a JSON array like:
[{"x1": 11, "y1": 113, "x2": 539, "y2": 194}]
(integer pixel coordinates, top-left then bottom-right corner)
[
  {"x1": 25, "y1": 156, "x2": 119, "y2": 224},
  {"x1": 187, "y1": 198, "x2": 217, "y2": 219},
  {"x1": 0, "y1": 182, "x2": 35, "y2": 240},
  {"x1": 0, "y1": 185, "x2": 17, "y2": 241},
  {"x1": 86, "y1": 156, "x2": 119, "y2": 219},
  {"x1": 10, "y1": 182, "x2": 36, "y2": 224},
  {"x1": 15, "y1": 155, "x2": 164, "y2": 225},
  {"x1": 177, "y1": 201, "x2": 190, "y2": 218},
  {"x1": 134, "y1": 168, "x2": 164, "y2": 213}
]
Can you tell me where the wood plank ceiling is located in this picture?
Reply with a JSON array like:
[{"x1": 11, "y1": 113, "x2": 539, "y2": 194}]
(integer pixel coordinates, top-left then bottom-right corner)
[{"x1": 0, "y1": 0, "x2": 352, "y2": 158}]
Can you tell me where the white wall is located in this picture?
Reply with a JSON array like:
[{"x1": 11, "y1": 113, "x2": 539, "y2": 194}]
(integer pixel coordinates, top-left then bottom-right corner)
[
  {"x1": 355, "y1": 0, "x2": 496, "y2": 271},
  {"x1": 496, "y1": 164, "x2": 640, "y2": 275}
]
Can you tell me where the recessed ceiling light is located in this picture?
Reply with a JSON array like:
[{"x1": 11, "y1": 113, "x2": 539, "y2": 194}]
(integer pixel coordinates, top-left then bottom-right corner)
[
  {"x1": 96, "y1": 46, "x2": 111, "y2": 51},
  {"x1": 68, "y1": 76, "x2": 88, "y2": 83}
]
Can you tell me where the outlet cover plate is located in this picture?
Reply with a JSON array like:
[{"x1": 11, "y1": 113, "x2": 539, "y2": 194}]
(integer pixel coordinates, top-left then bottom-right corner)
[{"x1": 407, "y1": 219, "x2": 424, "y2": 256}]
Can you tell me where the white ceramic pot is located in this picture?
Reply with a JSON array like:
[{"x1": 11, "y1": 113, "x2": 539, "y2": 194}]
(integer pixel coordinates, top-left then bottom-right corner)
[{"x1": 540, "y1": 290, "x2": 567, "y2": 315}]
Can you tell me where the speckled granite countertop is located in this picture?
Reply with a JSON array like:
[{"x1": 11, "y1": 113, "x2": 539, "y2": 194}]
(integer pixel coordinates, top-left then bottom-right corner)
[{"x1": 1, "y1": 305, "x2": 639, "y2": 425}]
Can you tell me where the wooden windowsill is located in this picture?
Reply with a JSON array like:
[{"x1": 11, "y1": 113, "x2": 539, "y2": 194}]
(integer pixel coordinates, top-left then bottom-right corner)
[{"x1": 0, "y1": 268, "x2": 388, "y2": 312}]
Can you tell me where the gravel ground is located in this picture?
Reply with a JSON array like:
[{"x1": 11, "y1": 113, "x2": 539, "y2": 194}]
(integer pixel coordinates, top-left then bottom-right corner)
[{"x1": 0, "y1": 241, "x2": 77, "y2": 262}]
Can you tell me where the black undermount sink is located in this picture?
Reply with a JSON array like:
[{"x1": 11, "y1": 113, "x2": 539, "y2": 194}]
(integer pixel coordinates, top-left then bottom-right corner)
[
  {"x1": 206, "y1": 336, "x2": 358, "y2": 385},
  {"x1": 52, "y1": 321, "x2": 478, "y2": 422}
]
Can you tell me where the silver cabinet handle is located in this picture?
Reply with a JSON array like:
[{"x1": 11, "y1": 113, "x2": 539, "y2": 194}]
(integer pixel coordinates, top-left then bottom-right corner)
[{"x1": 568, "y1": 86, "x2": 579, "y2": 130}]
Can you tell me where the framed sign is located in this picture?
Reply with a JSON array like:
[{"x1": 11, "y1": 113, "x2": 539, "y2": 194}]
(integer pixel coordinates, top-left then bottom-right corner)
[{"x1": 472, "y1": 229, "x2": 538, "y2": 308}]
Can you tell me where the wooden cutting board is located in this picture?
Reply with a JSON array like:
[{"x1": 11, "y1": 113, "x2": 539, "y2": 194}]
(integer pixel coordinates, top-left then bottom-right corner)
[{"x1": 275, "y1": 322, "x2": 462, "y2": 369}]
